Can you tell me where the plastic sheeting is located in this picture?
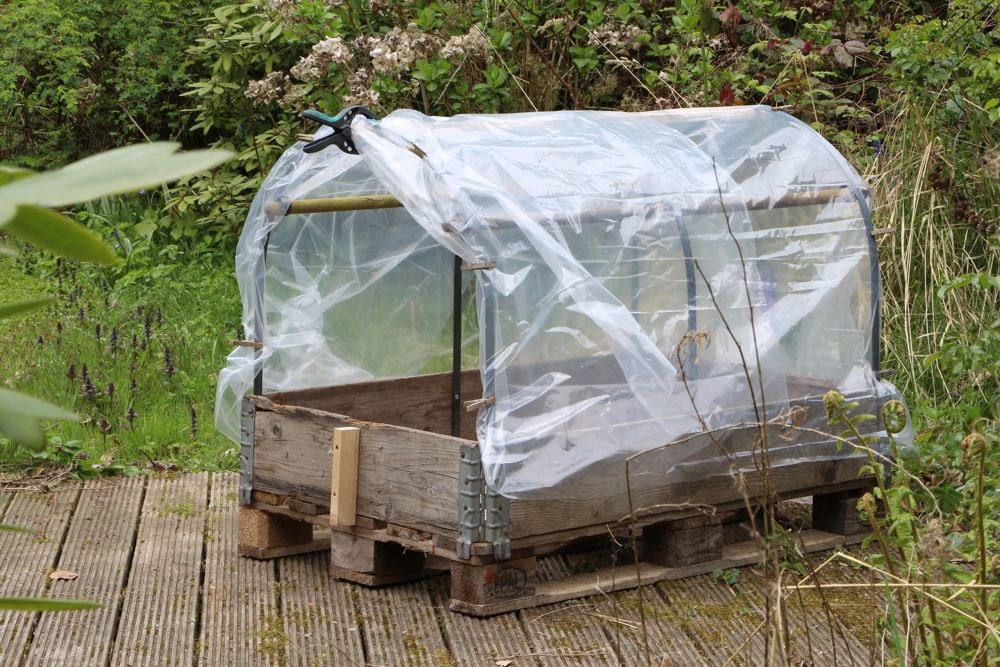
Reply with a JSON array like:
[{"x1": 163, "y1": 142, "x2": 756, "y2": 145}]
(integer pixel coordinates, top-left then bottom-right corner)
[{"x1": 217, "y1": 106, "x2": 909, "y2": 499}]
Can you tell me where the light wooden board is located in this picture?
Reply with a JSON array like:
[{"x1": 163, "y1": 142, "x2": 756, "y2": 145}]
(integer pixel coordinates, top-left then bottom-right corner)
[
  {"x1": 267, "y1": 369, "x2": 482, "y2": 439},
  {"x1": 278, "y1": 552, "x2": 366, "y2": 667},
  {"x1": 199, "y1": 473, "x2": 279, "y2": 667},
  {"x1": 426, "y1": 575, "x2": 534, "y2": 667},
  {"x1": 252, "y1": 399, "x2": 468, "y2": 536},
  {"x1": 110, "y1": 473, "x2": 208, "y2": 667},
  {"x1": 0, "y1": 486, "x2": 80, "y2": 667},
  {"x1": 24, "y1": 477, "x2": 145, "y2": 667},
  {"x1": 354, "y1": 580, "x2": 451, "y2": 666}
]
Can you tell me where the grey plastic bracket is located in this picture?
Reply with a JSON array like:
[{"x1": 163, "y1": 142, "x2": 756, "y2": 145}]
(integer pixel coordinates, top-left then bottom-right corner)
[
  {"x1": 239, "y1": 397, "x2": 255, "y2": 505},
  {"x1": 456, "y1": 444, "x2": 483, "y2": 560},
  {"x1": 484, "y1": 483, "x2": 511, "y2": 561}
]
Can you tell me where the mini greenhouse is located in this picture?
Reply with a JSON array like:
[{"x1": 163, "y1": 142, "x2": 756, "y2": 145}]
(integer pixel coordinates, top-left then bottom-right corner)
[{"x1": 218, "y1": 105, "x2": 905, "y2": 499}]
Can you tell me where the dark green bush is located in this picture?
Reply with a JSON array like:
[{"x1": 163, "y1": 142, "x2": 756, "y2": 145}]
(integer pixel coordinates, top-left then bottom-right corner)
[{"x1": 0, "y1": 0, "x2": 216, "y2": 167}]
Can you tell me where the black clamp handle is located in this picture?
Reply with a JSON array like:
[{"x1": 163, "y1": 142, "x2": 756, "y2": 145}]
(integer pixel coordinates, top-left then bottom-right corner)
[{"x1": 301, "y1": 106, "x2": 378, "y2": 155}]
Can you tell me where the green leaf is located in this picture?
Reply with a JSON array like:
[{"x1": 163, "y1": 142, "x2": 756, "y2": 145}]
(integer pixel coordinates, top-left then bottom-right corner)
[
  {"x1": 0, "y1": 411, "x2": 46, "y2": 452},
  {"x1": 0, "y1": 597, "x2": 106, "y2": 612},
  {"x1": 4, "y1": 206, "x2": 118, "y2": 266},
  {"x1": 0, "y1": 524, "x2": 33, "y2": 533},
  {"x1": 0, "y1": 387, "x2": 78, "y2": 420},
  {"x1": 0, "y1": 143, "x2": 233, "y2": 208},
  {"x1": 0, "y1": 166, "x2": 34, "y2": 187},
  {"x1": 0, "y1": 297, "x2": 56, "y2": 320}
]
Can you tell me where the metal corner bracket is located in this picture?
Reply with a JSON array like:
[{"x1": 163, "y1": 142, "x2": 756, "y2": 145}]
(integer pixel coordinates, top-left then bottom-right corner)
[{"x1": 456, "y1": 444, "x2": 483, "y2": 559}]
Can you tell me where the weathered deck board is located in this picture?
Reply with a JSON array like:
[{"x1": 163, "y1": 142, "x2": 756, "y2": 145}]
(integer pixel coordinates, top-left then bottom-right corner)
[
  {"x1": 561, "y1": 548, "x2": 709, "y2": 666},
  {"x1": 24, "y1": 477, "x2": 145, "y2": 667},
  {"x1": 656, "y1": 573, "x2": 770, "y2": 665},
  {"x1": 518, "y1": 554, "x2": 616, "y2": 666},
  {"x1": 110, "y1": 473, "x2": 208, "y2": 667},
  {"x1": 0, "y1": 486, "x2": 80, "y2": 667},
  {"x1": 355, "y1": 580, "x2": 451, "y2": 666},
  {"x1": 426, "y1": 575, "x2": 534, "y2": 667},
  {"x1": 278, "y1": 552, "x2": 366, "y2": 666},
  {"x1": 199, "y1": 473, "x2": 279, "y2": 667}
]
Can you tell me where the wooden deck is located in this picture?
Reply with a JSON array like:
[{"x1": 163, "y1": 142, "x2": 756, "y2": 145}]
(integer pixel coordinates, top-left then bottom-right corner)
[{"x1": 0, "y1": 474, "x2": 881, "y2": 666}]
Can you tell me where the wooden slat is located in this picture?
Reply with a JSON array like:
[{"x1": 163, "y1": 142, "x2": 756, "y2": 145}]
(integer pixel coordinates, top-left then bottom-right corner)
[
  {"x1": 561, "y1": 549, "x2": 709, "y2": 666},
  {"x1": 426, "y1": 575, "x2": 534, "y2": 667},
  {"x1": 508, "y1": 455, "x2": 872, "y2": 540},
  {"x1": 331, "y1": 427, "x2": 359, "y2": 527},
  {"x1": 0, "y1": 486, "x2": 80, "y2": 665},
  {"x1": 355, "y1": 581, "x2": 451, "y2": 666},
  {"x1": 278, "y1": 552, "x2": 366, "y2": 667},
  {"x1": 266, "y1": 369, "x2": 482, "y2": 439},
  {"x1": 110, "y1": 474, "x2": 208, "y2": 667},
  {"x1": 24, "y1": 477, "x2": 145, "y2": 667},
  {"x1": 200, "y1": 473, "x2": 279, "y2": 667},
  {"x1": 656, "y1": 574, "x2": 769, "y2": 664},
  {"x1": 451, "y1": 529, "x2": 869, "y2": 616},
  {"x1": 251, "y1": 399, "x2": 466, "y2": 536}
]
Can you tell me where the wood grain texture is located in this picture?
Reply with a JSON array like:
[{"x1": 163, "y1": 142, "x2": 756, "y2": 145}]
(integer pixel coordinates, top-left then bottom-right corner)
[
  {"x1": 426, "y1": 576, "x2": 534, "y2": 667},
  {"x1": 331, "y1": 427, "x2": 359, "y2": 526},
  {"x1": 110, "y1": 474, "x2": 208, "y2": 667},
  {"x1": 251, "y1": 398, "x2": 468, "y2": 537},
  {"x1": 25, "y1": 477, "x2": 145, "y2": 667},
  {"x1": 266, "y1": 369, "x2": 482, "y2": 439},
  {"x1": 0, "y1": 486, "x2": 80, "y2": 667},
  {"x1": 199, "y1": 474, "x2": 279, "y2": 667},
  {"x1": 239, "y1": 505, "x2": 313, "y2": 554},
  {"x1": 508, "y1": 455, "x2": 873, "y2": 540},
  {"x1": 560, "y1": 548, "x2": 709, "y2": 666},
  {"x1": 355, "y1": 581, "x2": 451, "y2": 666},
  {"x1": 278, "y1": 552, "x2": 366, "y2": 667},
  {"x1": 450, "y1": 529, "x2": 869, "y2": 616}
]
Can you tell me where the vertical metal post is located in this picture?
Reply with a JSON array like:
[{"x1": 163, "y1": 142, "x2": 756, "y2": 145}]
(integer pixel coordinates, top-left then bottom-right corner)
[
  {"x1": 253, "y1": 232, "x2": 271, "y2": 396},
  {"x1": 451, "y1": 254, "x2": 463, "y2": 437}
]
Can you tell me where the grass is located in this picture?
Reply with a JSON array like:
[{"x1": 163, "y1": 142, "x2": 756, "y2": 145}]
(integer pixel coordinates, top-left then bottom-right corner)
[{"x1": 0, "y1": 226, "x2": 242, "y2": 475}]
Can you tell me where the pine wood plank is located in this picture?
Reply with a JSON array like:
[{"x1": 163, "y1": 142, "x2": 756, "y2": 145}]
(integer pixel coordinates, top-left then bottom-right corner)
[
  {"x1": 278, "y1": 552, "x2": 366, "y2": 667},
  {"x1": 266, "y1": 369, "x2": 482, "y2": 439},
  {"x1": 0, "y1": 485, "x2": 80, "y2": 666},
  {"x1": 24, "y1": 477, "x2": 145, "y2": 667},
  {"x1": 354, "y1": 580, "x2": 451, "y2": 666},
  {"x1": 426, "y1": 575, "x2": 534, "y2": 667},
  {"x1": 331, "y1": 427, "x2": 359, "y2": 526},
  {"x1": 199, "y1": 473, "x2": 280, "y2": 667},
  {"x1": 110, "y1": 474, "x2": 208, "y2": 667}
]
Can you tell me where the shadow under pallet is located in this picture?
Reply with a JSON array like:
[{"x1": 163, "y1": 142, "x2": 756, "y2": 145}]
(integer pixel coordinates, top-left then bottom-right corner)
[{"x1": 238, "y1": 369, "x2": 876, "y2": 617}]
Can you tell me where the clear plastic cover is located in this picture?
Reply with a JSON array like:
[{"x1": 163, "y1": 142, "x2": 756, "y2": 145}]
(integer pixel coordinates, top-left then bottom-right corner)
[{"x1": 217, "y1": 106, "x2": 903, "y2": 500}]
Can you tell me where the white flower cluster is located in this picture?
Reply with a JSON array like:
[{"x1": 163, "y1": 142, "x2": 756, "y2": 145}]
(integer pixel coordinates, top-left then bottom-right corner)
[
  {"x1": 439, "y1": 25, "x2": 492, "y2": 63},
  {"x1": 76, "y1": 78, "x2": 100, "y2": 111},
  {"x1": 587, "y1": 24, "x2": 643, "y2": 54},
  {"x1": 268, "y1": 0, "x2": 295, "y2": 15},
  {"x1": 291, "y1": 36, "x2": 351, "y2": 81},
  {"x1": 342, "y1": 67, "x2": 381, "y2": 108},
  {"x1": 365, "y1": 23, "x2": 442, "y2": 75},
  {"x1": 985, "y1": 147, "x2": 1000, "y2": 182},
  {"x1": 245, "y1": 71, "x2": 289, "y2": 106}
]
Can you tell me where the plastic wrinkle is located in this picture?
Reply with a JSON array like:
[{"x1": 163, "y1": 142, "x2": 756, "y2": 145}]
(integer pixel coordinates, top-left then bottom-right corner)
[{"x1": 217, "y1": 105, "x2": 907, "y2": 500}]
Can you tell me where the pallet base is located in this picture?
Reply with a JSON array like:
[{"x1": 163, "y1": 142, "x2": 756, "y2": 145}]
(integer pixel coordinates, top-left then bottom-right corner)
[
  {"x1": 449, "y1": 528, "x2": 870, "y2": 616},
  {"x1": 239, "y1": 530, "x2": 332, "y2": 559}
]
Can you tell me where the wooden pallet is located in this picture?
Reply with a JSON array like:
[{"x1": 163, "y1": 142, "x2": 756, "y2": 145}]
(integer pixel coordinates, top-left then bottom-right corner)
[{"x1": 237, "y1": 369, "x2": 881, "y2": 615}]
